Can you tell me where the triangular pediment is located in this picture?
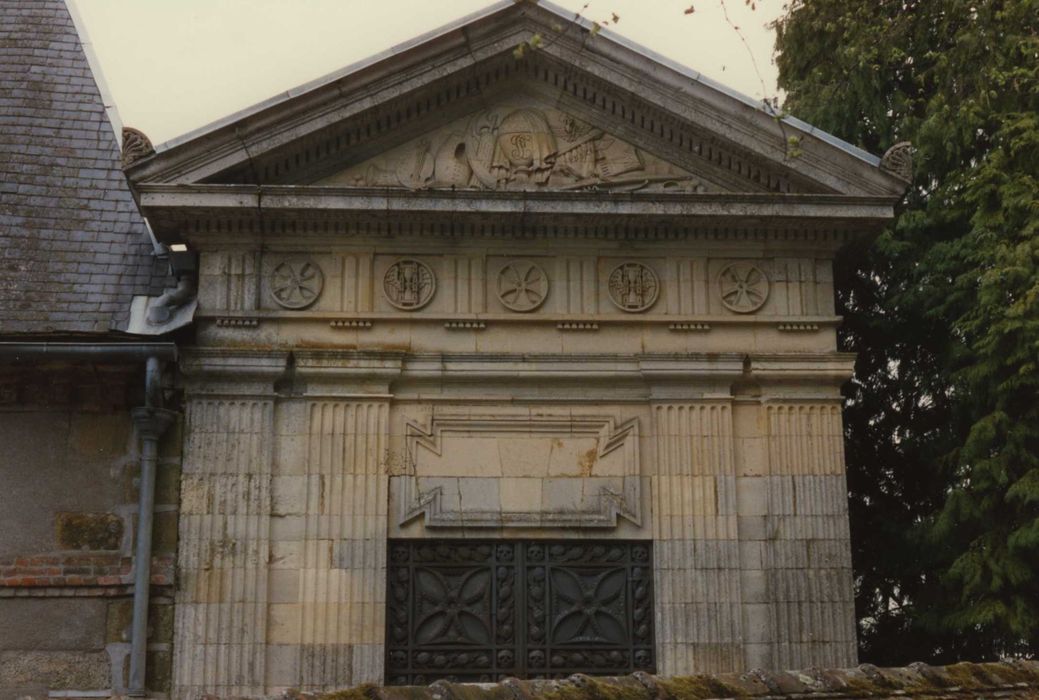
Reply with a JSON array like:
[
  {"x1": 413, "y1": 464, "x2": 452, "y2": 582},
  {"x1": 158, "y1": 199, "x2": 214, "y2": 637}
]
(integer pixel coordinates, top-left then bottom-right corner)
[
  {"x1": 316, "y1": 100, "x2": 711, "y2": 194},
  {"x1": 126, "y1": 1, "x2": 907, "y2": 200}
]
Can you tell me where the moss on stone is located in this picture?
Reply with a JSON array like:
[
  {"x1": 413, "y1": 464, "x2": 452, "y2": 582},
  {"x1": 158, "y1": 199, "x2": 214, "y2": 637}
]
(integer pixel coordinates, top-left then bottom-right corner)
[
  {"x1": 308, "y1": 662, "x2": 1039, "y2": 700},
  {"x1": 658, "y1": 674, "x2": 750, "y2": 699},
  {"x1": 321, "y1": 682, "x2": 380, "y2": 700},
  {"x1": 55, "y1": 511, "x2": 123, "y2": 550},
  {"x1": 105, "y1": 599, "x2": 132, "y2": 644},
  {"x1": 943, "y1": 661, "x2": 1036, "y2": 688}
]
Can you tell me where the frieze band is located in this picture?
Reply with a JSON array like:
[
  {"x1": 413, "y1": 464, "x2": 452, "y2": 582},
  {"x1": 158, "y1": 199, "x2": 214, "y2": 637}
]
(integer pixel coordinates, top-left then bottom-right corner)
[{"x1": 266, "y1": 256, "x2": 775, "y2": 315}]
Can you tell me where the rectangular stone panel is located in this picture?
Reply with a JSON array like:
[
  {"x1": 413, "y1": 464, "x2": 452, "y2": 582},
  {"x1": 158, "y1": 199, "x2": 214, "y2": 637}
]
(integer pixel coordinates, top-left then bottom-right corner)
[{"x1": 398, "y1": 414, "x2": 641, "y2": 528}]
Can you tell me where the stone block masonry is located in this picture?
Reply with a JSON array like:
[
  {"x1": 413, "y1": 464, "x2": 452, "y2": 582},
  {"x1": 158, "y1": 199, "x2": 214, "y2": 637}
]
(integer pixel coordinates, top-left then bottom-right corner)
[
  {"x1": 0, "y1": 364, "x2": 184, "y2": 697},
  {"x1": 124, "y1": 1, "x2": 907, "y2": 693}
]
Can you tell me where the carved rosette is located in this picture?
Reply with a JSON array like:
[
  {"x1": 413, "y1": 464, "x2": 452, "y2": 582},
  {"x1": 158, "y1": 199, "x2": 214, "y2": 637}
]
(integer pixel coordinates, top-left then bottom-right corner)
[
  {"x1": 269, "y1": 258, "x2": 323, "y2": 309},
  {"x1": 384, "y1": 259, "x2": 436, "y2": 310},
  {"x1": 718, "y1": 261, "x2": 769, "y2": 314},
  {"x1": 497, "y1": 260, "x2": 549, "y2": 312},
  {"x1": 607, "y1": 262, "x2": 659, "y2": 312}
]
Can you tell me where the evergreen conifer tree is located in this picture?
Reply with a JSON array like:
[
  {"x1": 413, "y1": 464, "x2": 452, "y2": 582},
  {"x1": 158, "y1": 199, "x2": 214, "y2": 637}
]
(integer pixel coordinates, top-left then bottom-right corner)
[{"x1": 775, "y1": 0, "x2": 1039, "y2": 662}]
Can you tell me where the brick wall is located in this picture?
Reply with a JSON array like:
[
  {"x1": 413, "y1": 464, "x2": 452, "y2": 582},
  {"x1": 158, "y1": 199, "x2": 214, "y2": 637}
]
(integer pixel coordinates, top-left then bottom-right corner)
[{"x1": 0, "y1": 552, "x2": 174, "y2": 589}]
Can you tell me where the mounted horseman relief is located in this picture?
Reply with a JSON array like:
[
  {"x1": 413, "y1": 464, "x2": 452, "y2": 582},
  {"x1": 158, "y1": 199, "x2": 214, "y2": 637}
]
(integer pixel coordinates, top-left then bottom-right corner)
[{"x1": 322, "y1": 104, "x2": 707, "y2": 192}]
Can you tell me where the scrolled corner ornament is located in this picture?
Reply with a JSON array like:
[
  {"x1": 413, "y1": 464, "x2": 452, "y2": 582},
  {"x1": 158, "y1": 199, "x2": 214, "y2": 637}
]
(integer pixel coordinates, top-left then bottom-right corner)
[
  {"x1": 497, "y1": 260, "x2": 549, "y2": 312},
  {"x1": 384, "y1": 258, "x2": 436, "y2": 310},
  {"x1": 607, "y1": 262, "x2": 660, "y2": 313},
  {"x1": 269, "y1": 257, "x2": 324, "y2": 310},
  {"x1": 880, "y1": 141, "x2": 914, "y2": 182},
  {"x1": 121, "y1": 127, "x2": 154, "y2": 169},
  {"x1": 718, "y1": 261, "x2": 770, "y2": 314}
]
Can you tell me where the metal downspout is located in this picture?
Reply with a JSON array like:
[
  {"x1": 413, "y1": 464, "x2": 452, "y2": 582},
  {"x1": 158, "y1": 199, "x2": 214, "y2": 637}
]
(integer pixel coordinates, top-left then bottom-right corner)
[{"x1": 128, "y1": 356, "x2": 176, "y2": 696}]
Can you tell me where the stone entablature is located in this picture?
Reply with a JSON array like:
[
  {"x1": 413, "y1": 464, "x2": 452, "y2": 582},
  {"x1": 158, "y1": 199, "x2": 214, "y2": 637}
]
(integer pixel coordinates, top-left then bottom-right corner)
[
  {"x1": 200, "y1": 250, "x2": 833, "y2": 319},
  {"x1": 192, "y1": 245, "x2": 840, "y2": 355}
]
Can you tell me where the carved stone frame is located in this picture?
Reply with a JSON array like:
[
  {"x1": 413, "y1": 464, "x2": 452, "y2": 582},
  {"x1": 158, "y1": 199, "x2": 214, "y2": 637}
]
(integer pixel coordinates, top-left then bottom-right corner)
[{"x1": 398, "y1": 414, "x2": 641, "y2": 528}]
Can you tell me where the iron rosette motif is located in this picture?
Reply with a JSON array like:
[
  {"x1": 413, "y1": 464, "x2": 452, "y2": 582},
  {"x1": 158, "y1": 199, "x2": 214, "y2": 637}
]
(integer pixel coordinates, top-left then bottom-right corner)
[{"x1": 386, "y1": 540, "x2": 652, "y2": 684}]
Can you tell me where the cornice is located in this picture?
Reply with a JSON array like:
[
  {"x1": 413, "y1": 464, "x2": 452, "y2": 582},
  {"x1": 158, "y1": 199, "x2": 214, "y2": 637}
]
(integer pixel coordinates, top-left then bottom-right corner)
[
  {"x1": 138, "y1": 185, "x2": 896, "y2": 242},
  {"x1": 176, "y1": 347, "x2": 854, "y2": 399}
]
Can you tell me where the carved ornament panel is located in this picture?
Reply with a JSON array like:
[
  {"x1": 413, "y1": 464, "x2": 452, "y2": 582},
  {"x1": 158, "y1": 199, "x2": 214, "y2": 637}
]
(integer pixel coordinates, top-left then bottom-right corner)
[
  {"x1": 269, "y1": 257, "x2": 323, "y2": 309},
  {"x1": 496, "y1": 260, "x2": 550, "y2": 312},
  {"x1": 718, "y1": 261, "x2": 770, "y2": 313},
  {"x1": 607, "y1": 262, "x2": 659, "y2": 313},
  {"x1": 384, "y1": 258, "x2": 436, "y2": 310},
  {"x1": 322, "y1": 103, "x2": 705, "y2": 193}
]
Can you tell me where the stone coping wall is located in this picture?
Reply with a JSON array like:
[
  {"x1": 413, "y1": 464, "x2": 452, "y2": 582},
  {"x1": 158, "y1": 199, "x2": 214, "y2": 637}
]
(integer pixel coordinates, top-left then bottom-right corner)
[{"x1": 218, "y1": 662, "x2": 1039, "y2": 700}]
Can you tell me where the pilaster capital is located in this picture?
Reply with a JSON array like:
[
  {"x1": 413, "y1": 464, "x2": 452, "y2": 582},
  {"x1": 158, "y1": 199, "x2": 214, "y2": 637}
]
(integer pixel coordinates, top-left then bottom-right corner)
[{"x1": 178, "y1": 348, "x2": 290, "y2": 397}]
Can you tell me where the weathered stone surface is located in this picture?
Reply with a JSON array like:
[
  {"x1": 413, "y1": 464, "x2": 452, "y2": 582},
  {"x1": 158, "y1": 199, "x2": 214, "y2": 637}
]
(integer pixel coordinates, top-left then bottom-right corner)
[
  {"x1": 191, "y1": 661, "x2": 1039, "y2": 700},
  {"x1": 0, "y1": 599, "x2": 107, "y2": 651},
  {"x1": 55, "y1": 512, "x2": 124, "y2": 551},
  {"x1": 0, "y1": 650, "x2": 109, "y2": 689},
  {"x1": 323, "y1": 103, "x2": 704, "y2": 193}
]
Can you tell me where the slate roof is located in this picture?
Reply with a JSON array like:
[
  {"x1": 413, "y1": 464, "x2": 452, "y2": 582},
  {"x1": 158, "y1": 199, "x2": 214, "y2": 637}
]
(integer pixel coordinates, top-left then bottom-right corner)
[{"x1": 0, "y1": 0, "x2": 168, "y2": 335}]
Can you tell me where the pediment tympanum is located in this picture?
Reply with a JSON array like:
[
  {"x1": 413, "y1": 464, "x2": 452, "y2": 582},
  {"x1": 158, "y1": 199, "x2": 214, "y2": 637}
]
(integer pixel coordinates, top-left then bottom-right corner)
[{"x1": 318, "y1": 103, "x2": 706, "y2": 193}]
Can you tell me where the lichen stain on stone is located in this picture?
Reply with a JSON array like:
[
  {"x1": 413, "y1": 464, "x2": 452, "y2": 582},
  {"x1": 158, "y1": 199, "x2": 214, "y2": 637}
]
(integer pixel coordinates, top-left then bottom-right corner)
[
  {"x1": 315, "y1": 683, "x2": 380, "y2": 700},
  {"x1": 281, "y1": 661, "x2": 1039, "y2": 700},
  {"x1": 579, "y1": 446, "x2": 597, "y2": 476},
  {"x1": 657, "y1": 674, "x2": 752, "y2": 699},
  {"x1": 54, "y1": 511, "x2": 123, "y2": 550}
]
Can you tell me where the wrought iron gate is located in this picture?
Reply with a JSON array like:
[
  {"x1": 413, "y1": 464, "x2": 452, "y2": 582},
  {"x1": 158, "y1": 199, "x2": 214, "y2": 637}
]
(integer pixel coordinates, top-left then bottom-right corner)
[{"x1": 385, "y1": 540, "x2": 654, "y2": 684}]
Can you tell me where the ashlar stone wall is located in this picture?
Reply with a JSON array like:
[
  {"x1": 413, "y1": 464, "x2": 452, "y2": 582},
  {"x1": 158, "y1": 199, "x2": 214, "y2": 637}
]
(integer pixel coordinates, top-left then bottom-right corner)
[{"x1": 171, "y1": 232, "x2": 858, "y2": 698}]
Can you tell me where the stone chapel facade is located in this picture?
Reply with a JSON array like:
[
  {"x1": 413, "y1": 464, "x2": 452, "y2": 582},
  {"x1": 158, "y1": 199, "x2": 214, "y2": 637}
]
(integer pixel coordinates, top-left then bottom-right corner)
[{"x1": 125, "y1": 2, "x2": 908, "y2": 696}]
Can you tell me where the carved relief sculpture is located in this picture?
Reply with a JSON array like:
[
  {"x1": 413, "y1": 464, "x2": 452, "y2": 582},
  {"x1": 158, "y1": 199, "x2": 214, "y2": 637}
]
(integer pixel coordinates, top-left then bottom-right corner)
[
  {"x1": 384, "y1": 258, "x2": 436, "y2": 310},
  {"x1": 121, "y1": 126, "x2": 154, "y2": 169},
  {"x1": 718, "y1": 262, "x2": 769, "y2": 313},
  {"x1": 607, "y1": 262, "x2": 659, "y2": 312},
  {"x1": 270, "y1": 258, "x2": 324, "y2": 309},
  {"x1": 880, "y1": 141, "x2": 914, "y2": 182},
  {"x1": 326, "y1": 106, "x2": 705, "y2": 193},
  {"x1": 496, "y1": 260, "x2": 549, "y2": 311}
]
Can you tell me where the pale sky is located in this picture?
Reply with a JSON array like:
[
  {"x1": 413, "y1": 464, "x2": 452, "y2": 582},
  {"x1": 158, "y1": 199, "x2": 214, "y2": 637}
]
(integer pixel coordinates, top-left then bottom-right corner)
[{"x1": 70, "y1": 0, "x2": 784, "y2": 146}]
